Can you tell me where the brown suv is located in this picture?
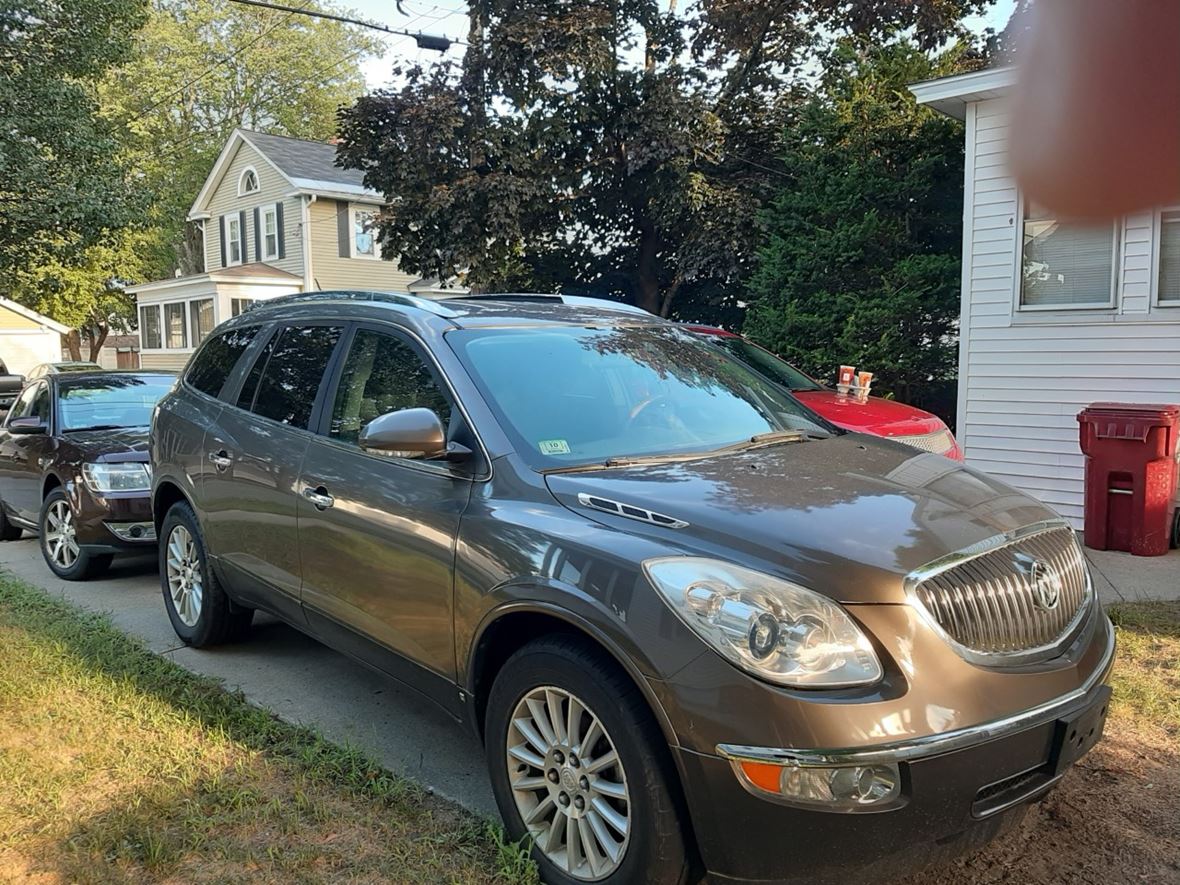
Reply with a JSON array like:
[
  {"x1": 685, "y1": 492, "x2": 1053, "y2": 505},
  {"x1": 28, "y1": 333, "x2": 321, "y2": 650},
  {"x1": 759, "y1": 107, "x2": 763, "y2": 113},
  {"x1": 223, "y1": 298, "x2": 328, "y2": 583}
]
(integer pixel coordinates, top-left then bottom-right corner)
[{"x1": 150, "y1": 292, "x2": 1114, "y2": 885}]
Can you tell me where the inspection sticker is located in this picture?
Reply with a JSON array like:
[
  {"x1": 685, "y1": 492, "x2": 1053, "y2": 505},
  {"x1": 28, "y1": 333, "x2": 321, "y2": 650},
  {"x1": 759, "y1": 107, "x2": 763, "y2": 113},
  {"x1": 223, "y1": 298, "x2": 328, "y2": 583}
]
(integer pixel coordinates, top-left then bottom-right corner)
[{"x1": 538, "y1": 439, "x2": 571, "y2": 455}]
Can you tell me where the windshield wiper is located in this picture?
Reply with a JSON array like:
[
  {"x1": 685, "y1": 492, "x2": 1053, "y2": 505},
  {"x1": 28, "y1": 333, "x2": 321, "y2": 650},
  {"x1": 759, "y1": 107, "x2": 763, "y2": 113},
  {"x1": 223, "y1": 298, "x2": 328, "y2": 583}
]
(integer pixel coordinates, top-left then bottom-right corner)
[
  {"x1": 543, "y1": 431, "x2": 810, "y2": 475},
  {"x1": 63, "y1": 424, "x2": 134, "y2": 433}
]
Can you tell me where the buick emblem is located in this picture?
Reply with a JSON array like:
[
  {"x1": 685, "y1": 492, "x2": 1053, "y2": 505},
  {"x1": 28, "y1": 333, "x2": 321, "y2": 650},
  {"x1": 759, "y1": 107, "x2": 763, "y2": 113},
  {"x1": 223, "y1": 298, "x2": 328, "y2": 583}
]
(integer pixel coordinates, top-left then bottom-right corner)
[{"x1": 1016, "y1": 554, "x2": 1062, "y2": 611}]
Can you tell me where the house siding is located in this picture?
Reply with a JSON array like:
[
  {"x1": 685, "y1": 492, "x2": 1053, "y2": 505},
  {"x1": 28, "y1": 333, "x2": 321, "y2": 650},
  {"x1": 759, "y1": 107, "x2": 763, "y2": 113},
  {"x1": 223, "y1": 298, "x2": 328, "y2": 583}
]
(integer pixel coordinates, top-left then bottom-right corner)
[
  {"x1": 308, "y1": 199, "x2": 418, "y2": 292},
  {"x1": 202, "y1": 141, "x2": 303, "y2": 279},
  {"x1": 960, "y1": 98, "x2": 1180, "y2": 528},
  {"x1": 140, "y1": 352, "x2": 191, "y2": 372}
]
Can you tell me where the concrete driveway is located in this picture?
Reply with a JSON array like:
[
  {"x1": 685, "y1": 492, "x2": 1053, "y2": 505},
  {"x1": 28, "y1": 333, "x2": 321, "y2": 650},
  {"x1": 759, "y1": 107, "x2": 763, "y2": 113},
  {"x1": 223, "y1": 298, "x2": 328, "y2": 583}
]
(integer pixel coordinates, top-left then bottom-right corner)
[{"x1": 0, "y1": 537, "x2": 497, "y2": 817}]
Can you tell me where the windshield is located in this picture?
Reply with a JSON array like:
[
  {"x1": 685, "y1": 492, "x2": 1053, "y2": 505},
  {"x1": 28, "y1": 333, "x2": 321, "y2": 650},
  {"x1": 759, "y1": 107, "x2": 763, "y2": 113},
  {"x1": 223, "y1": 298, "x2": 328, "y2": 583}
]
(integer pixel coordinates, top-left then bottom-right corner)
[
  {"x1": 57, "y1": 375, "x2": 174, "y2": 431},
  {"x1": 701, "y1": 335, "x2": 822, "y2": 392},
  {"x1": 449, "y1": 325, "x2": 833, "y2": 468}
]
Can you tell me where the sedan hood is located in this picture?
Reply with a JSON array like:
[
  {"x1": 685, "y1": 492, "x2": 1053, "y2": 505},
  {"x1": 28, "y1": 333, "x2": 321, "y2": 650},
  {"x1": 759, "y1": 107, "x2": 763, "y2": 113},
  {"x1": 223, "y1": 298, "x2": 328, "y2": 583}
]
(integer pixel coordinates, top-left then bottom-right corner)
[
  {"x1": 545, "y1": 435, "x2": 1057, "y2": 604},
  {"x1": 792, "y1": 389, "x2": 944, "y2": 437},
  {"x1": 61, "y1": 427, "x2": 150, "y2": 462}
]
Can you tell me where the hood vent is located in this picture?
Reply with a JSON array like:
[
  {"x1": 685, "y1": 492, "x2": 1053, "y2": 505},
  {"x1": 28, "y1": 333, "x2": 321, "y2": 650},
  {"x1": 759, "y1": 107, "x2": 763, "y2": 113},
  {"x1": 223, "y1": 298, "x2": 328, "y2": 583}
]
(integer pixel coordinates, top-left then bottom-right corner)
[{"x1": 576, "y1": 493, "x2": 688, "y2": 529}]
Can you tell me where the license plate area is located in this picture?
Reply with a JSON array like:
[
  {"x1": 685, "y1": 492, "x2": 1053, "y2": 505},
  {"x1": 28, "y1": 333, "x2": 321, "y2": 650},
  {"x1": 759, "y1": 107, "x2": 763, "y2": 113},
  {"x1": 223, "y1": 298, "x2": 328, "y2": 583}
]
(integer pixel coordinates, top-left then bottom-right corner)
[{"x1": 1050, "y1": 684, "x2": 1112, "y2": 776}]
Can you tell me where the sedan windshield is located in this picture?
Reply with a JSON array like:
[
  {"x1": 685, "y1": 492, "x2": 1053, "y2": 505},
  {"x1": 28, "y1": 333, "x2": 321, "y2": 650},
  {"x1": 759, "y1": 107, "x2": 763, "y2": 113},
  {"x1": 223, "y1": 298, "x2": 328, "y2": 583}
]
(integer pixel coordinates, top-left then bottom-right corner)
[
  {"x1": 57, "y1": 375, "x2": 174, "y2": 431},
  {"x1": 449, "y1": 325, "x2": 832, "y2": 468}
]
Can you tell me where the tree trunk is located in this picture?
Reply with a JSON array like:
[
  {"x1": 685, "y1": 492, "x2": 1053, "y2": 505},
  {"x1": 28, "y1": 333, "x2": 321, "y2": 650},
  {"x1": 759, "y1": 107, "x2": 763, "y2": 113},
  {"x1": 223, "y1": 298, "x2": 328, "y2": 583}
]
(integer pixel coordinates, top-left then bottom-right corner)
[
  {"x1": 62, "y1": 330, "x2": 82, "y2": 361},
  {"x1": 88, "y1": 324, "x2": 110, "y2": 362},
  {"x1": 634, "y1": 217, "x2": 664, "y2": 316}
]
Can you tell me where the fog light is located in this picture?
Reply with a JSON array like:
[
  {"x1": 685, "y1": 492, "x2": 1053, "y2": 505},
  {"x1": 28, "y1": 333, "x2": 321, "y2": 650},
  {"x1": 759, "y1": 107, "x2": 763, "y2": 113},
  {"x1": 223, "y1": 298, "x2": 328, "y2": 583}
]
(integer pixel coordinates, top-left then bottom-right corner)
[{"x1": 735, "y1": 760, "x2": 901, "y2": 810}]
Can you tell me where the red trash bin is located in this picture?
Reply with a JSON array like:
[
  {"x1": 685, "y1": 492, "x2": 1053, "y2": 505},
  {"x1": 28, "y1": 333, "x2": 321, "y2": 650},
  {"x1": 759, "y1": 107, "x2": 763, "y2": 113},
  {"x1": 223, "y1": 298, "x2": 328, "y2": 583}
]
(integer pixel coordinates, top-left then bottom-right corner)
[{"x1": 1077, "y1": 403, "x2": 1180, "y2": 556}]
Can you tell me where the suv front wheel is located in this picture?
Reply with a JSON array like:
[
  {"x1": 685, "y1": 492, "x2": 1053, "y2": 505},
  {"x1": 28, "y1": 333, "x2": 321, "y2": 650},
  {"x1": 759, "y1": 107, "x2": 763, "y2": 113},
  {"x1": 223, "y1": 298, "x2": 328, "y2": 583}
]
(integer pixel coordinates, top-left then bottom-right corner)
[
  {"x1": 159, "y1": 502, "x2": 252, "y2": 646},
  {"x1": 485, "y1": 636, "x2": 691, "y2": 885}
]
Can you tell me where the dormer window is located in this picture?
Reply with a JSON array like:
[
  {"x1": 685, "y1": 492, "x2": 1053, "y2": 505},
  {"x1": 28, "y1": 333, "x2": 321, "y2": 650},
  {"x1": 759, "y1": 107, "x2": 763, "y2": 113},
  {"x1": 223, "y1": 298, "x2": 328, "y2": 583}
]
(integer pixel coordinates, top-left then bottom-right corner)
[{"x1": 239, "y1": 168, "x2": 259, "y2": 195}]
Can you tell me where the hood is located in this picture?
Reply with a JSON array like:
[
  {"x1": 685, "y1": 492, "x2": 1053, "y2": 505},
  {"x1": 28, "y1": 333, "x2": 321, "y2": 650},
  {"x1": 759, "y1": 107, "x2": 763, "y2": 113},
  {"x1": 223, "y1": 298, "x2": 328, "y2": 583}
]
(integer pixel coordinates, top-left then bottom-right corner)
[
  {"x1": 61, "y1": 427, "x2": 150, "y2": 462},
  {"x1": 793, "y1": 389, "x2": 944, "y2": 437},
  {"x1": 545, "y1": 435, "x2": 1056, "y2": 604}
]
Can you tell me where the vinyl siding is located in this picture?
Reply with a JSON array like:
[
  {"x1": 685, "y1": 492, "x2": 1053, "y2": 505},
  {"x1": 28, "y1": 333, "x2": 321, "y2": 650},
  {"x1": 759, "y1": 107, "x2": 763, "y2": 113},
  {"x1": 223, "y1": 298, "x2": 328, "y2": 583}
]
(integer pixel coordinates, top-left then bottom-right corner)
[
  {"x1": 308, "y1": 198, "x2": 418, "y2": 292},
  {"x1": 960, "y1": 98, "x2": 1180, "y2": 528},
  {"x1": 140, "y1": 352, "x2": 191, "y2": 372},
  {"x1": 0, "y1": 305, "x2": 45, "y2": 330},
  {"x1": 202, "y1": 141, "x2": 303, "y2": 279}
]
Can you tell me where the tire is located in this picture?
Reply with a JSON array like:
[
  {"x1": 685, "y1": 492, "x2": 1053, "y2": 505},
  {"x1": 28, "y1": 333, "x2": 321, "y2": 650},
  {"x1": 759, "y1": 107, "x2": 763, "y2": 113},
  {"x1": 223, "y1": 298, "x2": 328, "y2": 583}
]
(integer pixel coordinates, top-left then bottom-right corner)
[
  {"x1": 159, "y1": 501, "x2": 252, "y2": 647},
  {"x1": 39, "y1": 488, "x2": 112, "y2": 580},
  {"x1": 0, "y1": 503, "x2": 22, "y2": 541},
  {"x1": 485, "y1": 636, "x2": 691, "y2": 885}
]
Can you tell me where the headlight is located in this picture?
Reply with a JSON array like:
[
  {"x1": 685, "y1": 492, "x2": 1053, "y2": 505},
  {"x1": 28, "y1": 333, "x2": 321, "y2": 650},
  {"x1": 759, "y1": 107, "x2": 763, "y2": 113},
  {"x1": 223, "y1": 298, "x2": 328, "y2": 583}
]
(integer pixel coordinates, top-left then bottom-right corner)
[
  {"x1": 643, "y1": 557, "x2": 883, "y2": 688},
  {"x1": 82, "y1": 462, "x2": 151, "y2": 493}
]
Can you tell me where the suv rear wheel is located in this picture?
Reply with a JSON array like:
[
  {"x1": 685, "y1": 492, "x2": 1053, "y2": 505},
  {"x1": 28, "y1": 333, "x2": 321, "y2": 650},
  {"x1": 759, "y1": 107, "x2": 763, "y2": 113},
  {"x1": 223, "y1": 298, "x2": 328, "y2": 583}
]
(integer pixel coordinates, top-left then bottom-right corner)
[
  {"x1": 485, "y1": 636, "x2": 690, "y2": 885},
  {"x1": 160, "y1": 502, "x2": 252, "y2": 646}
]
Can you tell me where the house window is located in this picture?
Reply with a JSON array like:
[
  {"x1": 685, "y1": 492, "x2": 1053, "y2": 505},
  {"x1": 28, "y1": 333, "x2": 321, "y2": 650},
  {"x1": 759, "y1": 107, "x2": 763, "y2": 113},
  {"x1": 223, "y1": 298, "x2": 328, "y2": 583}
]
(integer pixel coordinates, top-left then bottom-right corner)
[
  {"x1": 231, "y1": 298, "x2": 257, "y2": 317},
  {"x1": 190, "y1": 298, "x2": 215, "y2": 346},
  {"x1": 353, "y1": 207, "x2": 377, "y2": 258},
  {"x1": 262, "y1": 206, "x2": 279, "y2": 260},
  {"x1": 1158, "y1": 209, "x2": 1180, "y2": 304},
  {"x1": 239, "y1": 168, "x2": 259, "y2": 195},
  {"x1": 164, "y1": 302, "x2": 187, "y2": 349},
  {"x1": 139, "y1": 305, "x2": 161, "y2": 350},
  {"x1": 1020, "y1": 202, "x2": 1117, "y2": 308},
  {"x1": 227, "y1": 215, "x2": 243, "y2": 265}
]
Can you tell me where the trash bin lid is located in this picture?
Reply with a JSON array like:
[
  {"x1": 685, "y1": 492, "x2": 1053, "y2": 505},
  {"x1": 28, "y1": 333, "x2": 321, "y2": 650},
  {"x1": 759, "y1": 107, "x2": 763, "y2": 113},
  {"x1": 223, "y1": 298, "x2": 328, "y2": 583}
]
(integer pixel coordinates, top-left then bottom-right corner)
[{"x1": 1079, "y1": 402, "x2": 1180, "y2": 421}]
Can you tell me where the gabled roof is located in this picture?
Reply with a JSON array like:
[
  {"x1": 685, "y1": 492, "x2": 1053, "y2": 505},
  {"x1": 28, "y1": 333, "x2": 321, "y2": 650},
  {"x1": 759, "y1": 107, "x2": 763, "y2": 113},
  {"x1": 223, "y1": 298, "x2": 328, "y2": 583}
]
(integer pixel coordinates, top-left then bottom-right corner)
[
  {"x1": 0, "y1": 297, "x2": 71, "y2": 334},
  {"x1": 909, "y1": 66, "x2": 1017, "y2": 120},
  {"x1": 188, "y1": 129, "x2": 382, "y2": 220}
]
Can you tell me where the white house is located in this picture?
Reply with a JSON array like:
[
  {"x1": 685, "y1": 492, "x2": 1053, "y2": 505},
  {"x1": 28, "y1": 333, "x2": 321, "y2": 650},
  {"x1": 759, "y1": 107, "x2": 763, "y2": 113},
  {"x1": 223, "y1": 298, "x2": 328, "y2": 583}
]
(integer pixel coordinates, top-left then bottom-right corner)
[
  {"x1": 0, "y1": 298, "x2": 69, "y2": 374},
  {"x1": 128, "y1": 129, "x2": 454, "y2": 372},
  {"x1": 911, "y1": 67, "x2": 1180, "y2": 529}
]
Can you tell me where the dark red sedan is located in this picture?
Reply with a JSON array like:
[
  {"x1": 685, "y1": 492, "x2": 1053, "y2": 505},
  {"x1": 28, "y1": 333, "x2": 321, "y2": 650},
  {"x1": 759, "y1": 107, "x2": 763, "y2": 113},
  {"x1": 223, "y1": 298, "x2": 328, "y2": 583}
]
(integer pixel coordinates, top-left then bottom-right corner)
[{"x1": 688, "y1": 326, "x2": 964, "y2": 461}]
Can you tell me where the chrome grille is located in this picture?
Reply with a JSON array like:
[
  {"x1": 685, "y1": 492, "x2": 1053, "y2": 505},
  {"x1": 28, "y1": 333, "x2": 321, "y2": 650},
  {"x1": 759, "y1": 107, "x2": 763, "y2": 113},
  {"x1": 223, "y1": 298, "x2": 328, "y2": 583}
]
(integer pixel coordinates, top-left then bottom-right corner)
[
  {"x1": 906, "y1": 522, "x2": 1092, "y2": 663},
  {"x1": 893, "y1": 429, "x2": 956, "y2": 455}
]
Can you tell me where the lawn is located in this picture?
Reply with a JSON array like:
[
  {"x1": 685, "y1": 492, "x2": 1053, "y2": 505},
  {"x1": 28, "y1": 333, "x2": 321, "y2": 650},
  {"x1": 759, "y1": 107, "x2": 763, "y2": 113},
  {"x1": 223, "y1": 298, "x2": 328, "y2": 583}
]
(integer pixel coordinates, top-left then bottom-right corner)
[
  {"x1": 0, "y1": 576, "x2": 538, "y2": 884},
  {"x1": 1, "y1": 574, "x2": 1177, "y2": 885}
]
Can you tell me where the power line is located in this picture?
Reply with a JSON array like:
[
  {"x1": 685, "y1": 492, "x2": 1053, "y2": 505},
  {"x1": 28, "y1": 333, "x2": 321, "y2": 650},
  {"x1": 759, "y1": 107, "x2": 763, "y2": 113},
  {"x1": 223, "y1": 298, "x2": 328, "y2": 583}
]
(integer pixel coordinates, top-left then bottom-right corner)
[{"x1": 226, "y1": 0, "x2": 464, "y2": 51}]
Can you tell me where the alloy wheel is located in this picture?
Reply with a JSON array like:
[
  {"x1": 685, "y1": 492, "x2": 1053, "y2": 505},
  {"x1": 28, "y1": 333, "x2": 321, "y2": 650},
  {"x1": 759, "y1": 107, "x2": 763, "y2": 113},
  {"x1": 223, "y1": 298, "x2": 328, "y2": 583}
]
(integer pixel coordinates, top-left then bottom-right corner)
[
  {"x1": 166, "y1": 525, "x2": 203, "y2": 627},
  {"x1": 44, "y1": 500, "x2": 79, "y2": 569},
  {"x1": 506, "y1": 685, "x2": 631, "y2": 880}
]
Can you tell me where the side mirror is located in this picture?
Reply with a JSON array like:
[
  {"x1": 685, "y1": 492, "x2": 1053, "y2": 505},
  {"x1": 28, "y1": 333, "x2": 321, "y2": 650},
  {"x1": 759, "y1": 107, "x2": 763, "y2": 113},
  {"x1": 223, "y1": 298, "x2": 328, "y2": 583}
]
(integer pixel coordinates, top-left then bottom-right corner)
[
  {"x1": 359, "y1": 408, "x2": 470, "y2": 462},
  {"x1": 8, "y1": 416, "x2": 46, "y2": 435}
]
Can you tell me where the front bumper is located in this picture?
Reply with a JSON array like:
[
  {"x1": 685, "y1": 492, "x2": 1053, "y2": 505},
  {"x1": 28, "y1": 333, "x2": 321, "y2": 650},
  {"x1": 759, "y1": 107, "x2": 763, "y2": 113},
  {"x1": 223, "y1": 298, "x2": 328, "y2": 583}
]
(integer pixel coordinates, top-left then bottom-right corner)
[
  {"x1": 667, "y1": 618, "x2": 1115, "y2": 884},
  {"x1": 71, "y1": 485, "x2": 155, "y2": 552}
]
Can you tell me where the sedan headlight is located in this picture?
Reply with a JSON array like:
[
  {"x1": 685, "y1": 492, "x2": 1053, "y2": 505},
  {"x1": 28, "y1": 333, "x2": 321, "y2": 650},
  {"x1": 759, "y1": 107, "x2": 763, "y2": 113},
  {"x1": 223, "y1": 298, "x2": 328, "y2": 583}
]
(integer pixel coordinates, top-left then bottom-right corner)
[
  {"x1": 82, "y1": 462, "x2": 151, "y2": 493},
  {"x1": 643, "y1": 557, "x2": 882, "y2": 688}
]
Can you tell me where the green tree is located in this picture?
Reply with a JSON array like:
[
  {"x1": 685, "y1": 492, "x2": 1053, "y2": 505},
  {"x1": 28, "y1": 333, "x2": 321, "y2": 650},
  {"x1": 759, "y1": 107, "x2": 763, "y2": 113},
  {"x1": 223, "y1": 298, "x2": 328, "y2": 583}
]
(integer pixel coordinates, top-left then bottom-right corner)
[
  {"x1": 336, "y1": 0, "x2": 990, "y2": 318},
  {"x1": 100, "y1": 0, "x2": 381, "y2": 277},
  {"x1": 0, "y1": 0, "x2": 147, "y2": 279},
  {"x1": 742, "y1": 38, "x2": 979, "y2": 414}
]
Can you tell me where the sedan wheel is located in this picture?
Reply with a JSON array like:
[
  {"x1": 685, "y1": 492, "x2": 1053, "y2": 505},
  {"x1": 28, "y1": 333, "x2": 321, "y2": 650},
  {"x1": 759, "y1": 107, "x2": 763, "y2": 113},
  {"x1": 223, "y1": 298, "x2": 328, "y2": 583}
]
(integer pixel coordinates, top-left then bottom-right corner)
[
  {"x1": 44, "y1": 499, "x2": 79, "y2": 569},
  {"x1": 165, "y1": 524, "x2": 203, "y2": 627},
  {"x1": 506, "y1": 685, "x2": 631, "y2": 881}
]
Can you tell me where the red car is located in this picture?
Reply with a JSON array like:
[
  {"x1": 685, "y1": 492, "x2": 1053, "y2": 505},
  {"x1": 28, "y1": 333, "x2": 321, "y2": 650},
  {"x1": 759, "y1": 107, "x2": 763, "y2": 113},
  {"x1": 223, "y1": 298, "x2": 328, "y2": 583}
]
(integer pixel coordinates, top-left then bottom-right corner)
[{"x1": 689, "y1": 326, "x2": 964, "y2": 461}]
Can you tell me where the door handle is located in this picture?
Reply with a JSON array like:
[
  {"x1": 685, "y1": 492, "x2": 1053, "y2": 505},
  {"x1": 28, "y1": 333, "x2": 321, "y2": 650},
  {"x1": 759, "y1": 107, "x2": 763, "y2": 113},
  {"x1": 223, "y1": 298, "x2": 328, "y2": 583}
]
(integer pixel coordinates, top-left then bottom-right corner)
[
  {"x1": 302, "y1": 486, "x2": 334, "y2": 510},
  {"x1": 208, "y1": 450, "x2": 232, "y2": 471}
]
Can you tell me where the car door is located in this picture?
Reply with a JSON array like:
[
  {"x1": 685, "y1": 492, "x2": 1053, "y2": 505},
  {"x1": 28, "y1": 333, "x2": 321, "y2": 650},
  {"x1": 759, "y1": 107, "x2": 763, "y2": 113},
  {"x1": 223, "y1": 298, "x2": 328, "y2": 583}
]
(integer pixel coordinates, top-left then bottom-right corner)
[
  {"x1": 297, "y1": 324, "x2": 477, "y2": 706},
  {"x1": 0, "y1": 382, "x2": 54, "y2": 524},
  {"x1": 200, "y1": 322, "x2": 345, "y2": 620}
]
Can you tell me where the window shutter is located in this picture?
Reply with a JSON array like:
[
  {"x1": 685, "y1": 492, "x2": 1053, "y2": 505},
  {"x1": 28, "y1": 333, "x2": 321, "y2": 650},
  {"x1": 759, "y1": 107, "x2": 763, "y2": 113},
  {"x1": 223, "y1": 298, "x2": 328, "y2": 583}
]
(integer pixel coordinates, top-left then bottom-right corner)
[
  {"x1": 337, "y1": 201, "x2": 350, "y2": 257},
  {"x1": 276, "y1": 201, "x2": 285, "y2": 259},
  {"x1": 218, "y1": 216, "x2": 227, "y2": 268},
  {"x1": 253, "y1": 207, "x2": 261, "y2": 261},
  {"x1": 238, "y1": 210, "x2": 248, "y2": 265},
  {"x1": 1159, "y1": 211, "x2": 1180, "y2": 302}
]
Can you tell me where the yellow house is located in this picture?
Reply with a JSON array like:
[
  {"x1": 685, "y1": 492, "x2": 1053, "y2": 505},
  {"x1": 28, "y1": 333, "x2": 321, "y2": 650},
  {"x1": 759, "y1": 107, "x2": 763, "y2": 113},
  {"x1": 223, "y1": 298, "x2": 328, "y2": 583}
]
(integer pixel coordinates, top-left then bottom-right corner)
[
  {"x1": 0, "y1": 297, "x2": 69, "y2": 374},
  {"x1": 127, "y1": 129, "x2": 453, "y2": 371}
]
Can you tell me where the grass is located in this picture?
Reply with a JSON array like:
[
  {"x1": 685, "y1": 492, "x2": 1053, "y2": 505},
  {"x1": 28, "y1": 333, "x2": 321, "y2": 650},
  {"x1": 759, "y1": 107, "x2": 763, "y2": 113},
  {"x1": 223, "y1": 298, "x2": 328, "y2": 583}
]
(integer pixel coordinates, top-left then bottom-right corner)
[
  {"x1": 1107, "y1": 601, "x2": 1180, "y2": 747},
  {"x1": 0, "y1": 574, "x2": 539, "y2": 884}
]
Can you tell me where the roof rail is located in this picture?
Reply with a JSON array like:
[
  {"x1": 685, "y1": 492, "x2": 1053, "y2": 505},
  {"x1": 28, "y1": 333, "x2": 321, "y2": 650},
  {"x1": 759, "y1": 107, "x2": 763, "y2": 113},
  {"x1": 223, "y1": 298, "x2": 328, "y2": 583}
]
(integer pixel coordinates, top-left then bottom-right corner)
[
  {"x1": 262, "y1": 290, "x2": 461, "y2": 317},
  {"x1": 442, "y1": 293, "x2": 655, "y2": 316}
]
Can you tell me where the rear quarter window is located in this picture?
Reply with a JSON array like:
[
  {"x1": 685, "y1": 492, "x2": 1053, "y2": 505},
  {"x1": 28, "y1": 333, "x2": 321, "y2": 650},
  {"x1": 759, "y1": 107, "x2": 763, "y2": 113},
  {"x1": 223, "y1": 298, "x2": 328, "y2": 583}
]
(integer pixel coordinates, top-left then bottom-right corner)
[{"x1": 186, "y1": 326, "x2": 260, "y2": 398}]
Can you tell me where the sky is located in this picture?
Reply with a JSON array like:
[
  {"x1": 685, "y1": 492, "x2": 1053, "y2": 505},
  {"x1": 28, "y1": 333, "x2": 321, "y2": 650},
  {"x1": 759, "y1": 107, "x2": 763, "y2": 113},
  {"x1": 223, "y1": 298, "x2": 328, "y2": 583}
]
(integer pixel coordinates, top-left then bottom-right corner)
[{"x1": 349, "y1": 0, "x2": 1018, "y2": 90}]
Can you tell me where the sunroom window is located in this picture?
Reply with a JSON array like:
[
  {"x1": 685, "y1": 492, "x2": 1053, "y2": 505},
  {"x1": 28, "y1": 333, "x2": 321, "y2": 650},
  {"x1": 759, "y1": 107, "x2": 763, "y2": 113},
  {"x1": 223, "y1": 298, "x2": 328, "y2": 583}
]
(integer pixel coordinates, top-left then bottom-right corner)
[{"x1": 1020, "y1": 202, "x2": 1117, "y2": 308}]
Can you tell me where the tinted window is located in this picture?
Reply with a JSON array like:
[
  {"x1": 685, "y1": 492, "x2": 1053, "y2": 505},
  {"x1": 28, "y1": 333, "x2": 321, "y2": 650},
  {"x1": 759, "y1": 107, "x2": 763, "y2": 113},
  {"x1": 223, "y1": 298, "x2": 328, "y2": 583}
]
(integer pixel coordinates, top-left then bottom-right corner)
[
  {"x1": 30, "y1": 385, "x2": 50, "y2": 423},
  {"x1": 188, "y1": 326, "x2": 259, "y2": 398},
  {"x1": 7, "y1": 384, "x2": 40, "y2": 421},
  {"x1": 709, "y1": 337, "x2": 821, "y2": 392},
  {"x1": 57, "y1": 376, "x2": 174, "y2": 431},
  {"x1": 239, "y1": 325, "x2": 342, "y2": 429},
  {"x1": 329, "y1": 330, "x2": 452, "y2": 445}
]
